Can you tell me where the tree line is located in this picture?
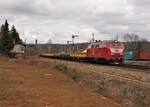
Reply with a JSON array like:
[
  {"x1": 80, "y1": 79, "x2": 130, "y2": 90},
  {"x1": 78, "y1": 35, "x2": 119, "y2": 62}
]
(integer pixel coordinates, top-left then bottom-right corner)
[
  {"x1": 123, "y1": 33, "x2": 148, "y2": 43},
  {"x1": 0, "y1": 20, "x2": 22, "y2": 57}
]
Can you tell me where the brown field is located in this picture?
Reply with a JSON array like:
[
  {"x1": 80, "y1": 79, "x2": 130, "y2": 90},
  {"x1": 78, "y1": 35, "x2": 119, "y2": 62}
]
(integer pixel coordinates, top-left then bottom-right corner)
[
  {"x1": 19, "y1": 57, "x2": 150, "y2": 107},
  {"x1": 0, "y1": 58, "x2": 121, "y2": 107}
]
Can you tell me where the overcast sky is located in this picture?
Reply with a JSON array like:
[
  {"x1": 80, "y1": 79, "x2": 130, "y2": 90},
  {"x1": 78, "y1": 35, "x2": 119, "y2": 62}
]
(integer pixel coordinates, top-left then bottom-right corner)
[{"x1": 0, "y1": 0, "x2": 150, "y2": 44}]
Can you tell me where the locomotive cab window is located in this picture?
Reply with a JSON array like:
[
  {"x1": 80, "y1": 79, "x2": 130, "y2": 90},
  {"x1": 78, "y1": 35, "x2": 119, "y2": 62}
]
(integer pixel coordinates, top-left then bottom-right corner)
[
  {"x1": 95, "y1": 45, "x2": 99, "y2": 48},
  {"x1": 91, "y1": 45, "x2": 95, "y2": 48}
]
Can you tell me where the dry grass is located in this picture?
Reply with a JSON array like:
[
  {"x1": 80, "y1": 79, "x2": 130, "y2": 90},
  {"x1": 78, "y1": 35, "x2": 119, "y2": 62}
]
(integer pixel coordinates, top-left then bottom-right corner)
[
  {"x1": 55, "y1": 64, "x2": 84, "y2": 81},
  {"x1": 0, "y1": 65, "x2": 33, "y2": 107},
  {"x1": 23, "y1": 101, "x2": 37, "y2": 107},
  {"x1": 0, "y1": 73, "x2": 24, "y2": 102},
  {"x1": 9, "y1": 58, "x2": 150, "y2": 107},
  {"x1": 0, "y1": 58, "x2": 122, "y2": 107},
  {"x1": 55, "y1": 63, "x2": 150, "y2": 107}
]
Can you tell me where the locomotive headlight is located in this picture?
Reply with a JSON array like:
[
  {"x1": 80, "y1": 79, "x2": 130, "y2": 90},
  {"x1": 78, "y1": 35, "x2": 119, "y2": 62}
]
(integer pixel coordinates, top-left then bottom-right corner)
[
  {"x1": 110, "y1": 49, "x2": 119, "y2": 54},
  {"x1": 110, "y1": 48, "x2": 124, "y2": 56}
]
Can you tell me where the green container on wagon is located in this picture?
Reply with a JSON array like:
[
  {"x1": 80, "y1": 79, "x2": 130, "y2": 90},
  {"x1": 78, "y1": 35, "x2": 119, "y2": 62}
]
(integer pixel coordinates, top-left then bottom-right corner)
[{"x1": 124, "y1": 51, "x2": 133, "y2": 60}]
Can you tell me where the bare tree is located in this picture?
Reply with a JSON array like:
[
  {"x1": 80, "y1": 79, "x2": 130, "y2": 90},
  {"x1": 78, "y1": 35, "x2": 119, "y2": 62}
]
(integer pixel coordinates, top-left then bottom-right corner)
[
  {"x1": 123, "y1": 33, "x2": 139, "y2": 42},
  {"x1": 113, "y1": 34, "x2": 119, "y2": 41},
  {"x1": 123, "y1": 33, "x2": 149, "y2": 55},
  {"x1": 140, "y1": 38, "x2": 148, "y2": 42}
]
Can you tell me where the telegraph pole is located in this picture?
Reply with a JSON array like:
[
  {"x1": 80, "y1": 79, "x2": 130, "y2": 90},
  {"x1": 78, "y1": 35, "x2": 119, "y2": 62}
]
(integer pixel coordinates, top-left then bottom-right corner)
[
  {"x1": 35, "y1": 39, "x2": 38, "y2": 45},
  {"x1": 92, "y1": 33, "x2": 95, "y2": 43},
  {"x1": 72, "y1": 34, "x2": 79, "y2": 53},
  {"x1": 72, "y1": 34, "x2": 79, "y2": 44},
  {"x1": 66, "y1": 40, "x2": 72, "y2": 53}
]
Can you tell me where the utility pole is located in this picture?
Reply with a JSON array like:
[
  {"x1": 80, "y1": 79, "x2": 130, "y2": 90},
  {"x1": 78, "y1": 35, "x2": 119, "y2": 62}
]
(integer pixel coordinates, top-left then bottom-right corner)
[
  {"x1": 35, "y1": 39, "x2": 38, "y2": 45},
  {"x1": 72, "y1": 34, "x2": 79, "y2": 53},
  {"x1": 24, "y1": 38, "x2": 27, "y2": 45},
  {"x1": 66, "y1": 40, "x2": 72, "y2": 53},
  {"x1": 92, "y1": 33, "x2": 95, "y2": 43},
  {"x1": 72, "y1": 34, "x2": 79, "y2": 44}
]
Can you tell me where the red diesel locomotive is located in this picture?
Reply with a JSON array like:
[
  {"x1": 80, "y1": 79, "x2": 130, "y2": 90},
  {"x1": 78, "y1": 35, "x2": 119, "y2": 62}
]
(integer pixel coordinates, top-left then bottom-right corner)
[{"x1": 87, "y1": 40, "x2": 125, "y2": 63}]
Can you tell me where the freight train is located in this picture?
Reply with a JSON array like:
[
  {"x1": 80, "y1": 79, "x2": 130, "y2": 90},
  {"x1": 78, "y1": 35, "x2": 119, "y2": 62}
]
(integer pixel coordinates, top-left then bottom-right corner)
[
  {"x1": 124, "y1": 42, "x2": 150, "y2": 61},
  {"x1": 40, "y1": 40, "x2": 125, "y2": 64}
]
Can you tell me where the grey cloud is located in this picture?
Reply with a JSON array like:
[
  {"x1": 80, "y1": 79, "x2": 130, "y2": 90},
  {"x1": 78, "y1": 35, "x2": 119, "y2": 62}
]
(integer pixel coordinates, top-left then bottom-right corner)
[{"x1": 0, "y1": 0, "x2": 150, "y2": 43}]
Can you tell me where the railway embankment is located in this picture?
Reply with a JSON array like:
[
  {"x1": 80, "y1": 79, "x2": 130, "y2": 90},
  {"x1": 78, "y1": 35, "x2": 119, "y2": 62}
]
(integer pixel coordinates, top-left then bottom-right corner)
[
  {"x1": 10, "y1": 57, "x2": 150, "y2": 107},
  {"x1": 0, "y1": 57, "x2": 122, "y2": 107}
]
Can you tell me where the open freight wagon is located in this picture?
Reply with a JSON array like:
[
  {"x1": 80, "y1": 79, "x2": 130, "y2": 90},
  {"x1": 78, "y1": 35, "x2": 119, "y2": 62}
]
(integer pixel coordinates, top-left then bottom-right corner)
[{"x1": 134, "y1": 42, "x2": 150, "y2": 61}]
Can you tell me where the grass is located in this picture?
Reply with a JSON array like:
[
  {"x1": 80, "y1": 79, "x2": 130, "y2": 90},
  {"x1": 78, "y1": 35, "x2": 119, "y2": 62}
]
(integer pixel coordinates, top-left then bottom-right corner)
[
  {"x1": 11, "y1": 59, "x2": 150, "y2": 107},
  {"x1": 55, "y1": 64, "x2": 84, "y2": 81},
  {"x1": 23, "y1": 101, "x2": 37, "y2": 107},
  {"x1": 0, "y1": 73, "x2": 10, "y2": 101},
  {"x1": 0, "y1": 72, "x2": 26, "y2": 105},
  {"x1": 97, "y1": 81, "x2": 107, "y2": 92},
  {"x1": 55, "y1": 63, "x2": 150, "y2": 107},
  {"x1": 0, "y1": 72, "x2": 38, "y2": 107}
]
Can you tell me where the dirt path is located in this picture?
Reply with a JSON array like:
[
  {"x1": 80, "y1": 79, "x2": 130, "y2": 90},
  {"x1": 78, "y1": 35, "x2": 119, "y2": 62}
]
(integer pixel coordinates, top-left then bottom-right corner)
[{"x1": 0, "y1": 59, "x2": 122, "y2": 107}]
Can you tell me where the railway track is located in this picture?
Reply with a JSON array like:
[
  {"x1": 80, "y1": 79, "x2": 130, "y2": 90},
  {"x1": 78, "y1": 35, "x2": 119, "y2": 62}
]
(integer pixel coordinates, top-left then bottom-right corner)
[
  {"x1": 39, "y1": 56, "x2": 150, "y2": 87},
  {"x1": 41, "y1": 55, "x2": 150, "y2": 72},
  {"x1": 92, "y1": 68, "x2": 150, "y2": 86},
  {"x1": 83, "y1": 60, "x2": 150, "y2": 72},
  {"x1": 120, "y1": 64, "x2": 150, "y2": 71}
]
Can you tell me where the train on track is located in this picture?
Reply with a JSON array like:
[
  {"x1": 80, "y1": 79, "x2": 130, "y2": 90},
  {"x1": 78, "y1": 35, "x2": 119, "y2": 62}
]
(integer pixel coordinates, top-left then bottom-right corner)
[{"x1": 40, "y1": 40, "x2": 125, "y2": 64}]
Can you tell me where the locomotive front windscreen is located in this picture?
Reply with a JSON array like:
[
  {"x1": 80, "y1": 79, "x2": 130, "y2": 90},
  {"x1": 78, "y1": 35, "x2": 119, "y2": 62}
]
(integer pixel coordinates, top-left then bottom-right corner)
[{"x1": 109, "y1": 41, "x2": 124, "y2": 55}]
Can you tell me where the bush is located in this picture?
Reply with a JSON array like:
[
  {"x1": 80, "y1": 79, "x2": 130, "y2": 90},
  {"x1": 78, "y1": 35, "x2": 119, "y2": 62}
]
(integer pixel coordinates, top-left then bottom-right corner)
[
  {"x1": 8, "y1": 53, "x2": 16, "y2": 58},
  {"x1": 55, "y1": 64, "x2": 83, "y2": 81}
]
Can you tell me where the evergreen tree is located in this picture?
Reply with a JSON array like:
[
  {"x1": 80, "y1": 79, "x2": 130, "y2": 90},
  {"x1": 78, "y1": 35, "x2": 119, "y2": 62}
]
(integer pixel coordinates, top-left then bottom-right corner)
[
  {"x1": 0, "y1": 20, "x2": 22, "y2": 57},
  {"x1": 5, "y1": 20, "x2": 9, "y2": 31},
  {"x1": 0, "y1": 20, "x2": 14, "y2": 56},
  {"x1": 11, "y1": 25, "x2": 22, "y2": 44},
  {"x1": 0, "y1": 24, "x2": 5, "y2": 44}
]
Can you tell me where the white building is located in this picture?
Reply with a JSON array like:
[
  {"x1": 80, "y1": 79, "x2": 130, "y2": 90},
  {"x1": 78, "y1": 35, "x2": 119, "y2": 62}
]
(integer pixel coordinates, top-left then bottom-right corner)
[{"x1": 11, "y1": 44, "x2": 25, "y2": 54}]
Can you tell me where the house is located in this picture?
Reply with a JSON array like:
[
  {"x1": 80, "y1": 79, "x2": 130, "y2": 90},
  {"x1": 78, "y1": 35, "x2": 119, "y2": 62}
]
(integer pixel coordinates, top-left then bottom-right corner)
[{"x1": 11, "y1": 44, "x2": 26, "y2": 58}]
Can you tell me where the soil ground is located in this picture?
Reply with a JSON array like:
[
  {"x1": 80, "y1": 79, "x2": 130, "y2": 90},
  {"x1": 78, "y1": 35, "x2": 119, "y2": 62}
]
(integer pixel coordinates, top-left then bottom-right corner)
[{"x1": 0, "y1": 58, "x2": 122, "y2": 107}]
